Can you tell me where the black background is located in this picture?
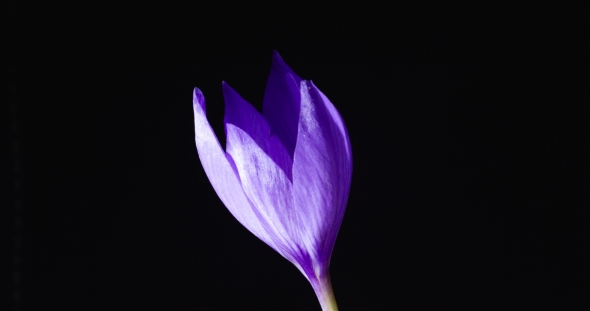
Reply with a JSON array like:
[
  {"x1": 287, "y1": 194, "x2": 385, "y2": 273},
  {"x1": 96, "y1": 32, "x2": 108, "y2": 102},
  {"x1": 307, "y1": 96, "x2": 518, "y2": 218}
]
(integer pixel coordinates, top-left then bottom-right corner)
[{"x1": 3, "y1": 3, "x2": 588, "y2": 310}]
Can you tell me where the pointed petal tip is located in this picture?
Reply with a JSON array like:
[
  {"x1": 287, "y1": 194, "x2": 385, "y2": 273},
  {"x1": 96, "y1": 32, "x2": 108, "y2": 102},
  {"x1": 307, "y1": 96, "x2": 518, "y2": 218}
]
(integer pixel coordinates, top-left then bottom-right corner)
[
  {"x1": 268, "y1": 51, "x2": 302, "y2": 85},
  {"x1": 222, "y1": 80, "x2": 259, "y2": 132},
  {"x1": 221, "y1": 80, "x2": 233, "y2": 92},
  {"x1": 193, "y1": 87, "x2": 205, "y2": 110},
  {"x1": 271, "y1": 50, "x2": 288, "y2": 68},
  {"x1": 272, "y1": 50, "x2": 282, "y2": 60},
  {"x1": 222, "y1": 81, "x2": 241, "y2": 105},
  {"x1": 193, "y1": 87, "x2": 203, "y2": 98}
]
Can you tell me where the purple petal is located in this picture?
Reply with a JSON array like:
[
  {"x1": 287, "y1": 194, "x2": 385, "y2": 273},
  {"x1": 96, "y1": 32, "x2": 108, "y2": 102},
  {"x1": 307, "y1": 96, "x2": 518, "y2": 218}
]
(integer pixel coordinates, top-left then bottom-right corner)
[
  {"x1": 225, "y1": 123, "x2": 300, "y2": 263},
  {"x1": 262, "y1": 51, "x2": 302, "y2": 160},
  {"x1": 223, "y1": 82, "x2": 293, "y2": 179},
  {"x1": 291, "y1": 81, "x2": 352, "y2": 269},
  {"x1": 192, "y1": 88, "x2": 277, "y2": 246}
]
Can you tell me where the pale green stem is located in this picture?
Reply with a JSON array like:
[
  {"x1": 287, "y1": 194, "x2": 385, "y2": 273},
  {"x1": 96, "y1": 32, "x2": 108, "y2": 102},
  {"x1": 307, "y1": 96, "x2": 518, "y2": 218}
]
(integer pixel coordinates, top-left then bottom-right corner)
[{"x1": 312, "y1": 273, "x2": 339, "y2": 311}]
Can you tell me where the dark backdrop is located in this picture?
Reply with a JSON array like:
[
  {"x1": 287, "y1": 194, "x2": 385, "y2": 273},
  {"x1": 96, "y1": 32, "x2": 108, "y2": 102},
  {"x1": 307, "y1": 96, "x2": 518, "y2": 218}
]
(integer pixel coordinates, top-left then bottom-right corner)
[{"x1": 4, "y1": 3, "x2": 588, "y2": 310}]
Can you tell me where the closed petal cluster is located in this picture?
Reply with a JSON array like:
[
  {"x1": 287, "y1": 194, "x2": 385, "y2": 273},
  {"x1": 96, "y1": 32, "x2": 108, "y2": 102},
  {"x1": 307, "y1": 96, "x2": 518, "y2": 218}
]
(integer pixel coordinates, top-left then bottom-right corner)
[{"x1": 193, "y1": 51, "x2": 352, "y2": 287}]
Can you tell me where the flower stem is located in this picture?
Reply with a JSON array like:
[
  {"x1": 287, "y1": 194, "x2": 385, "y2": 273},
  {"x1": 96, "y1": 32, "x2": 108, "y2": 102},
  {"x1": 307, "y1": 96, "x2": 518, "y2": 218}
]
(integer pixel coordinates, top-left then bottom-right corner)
[{"x1": 312, "y1": 272, "x2": 339, "y2": 311}]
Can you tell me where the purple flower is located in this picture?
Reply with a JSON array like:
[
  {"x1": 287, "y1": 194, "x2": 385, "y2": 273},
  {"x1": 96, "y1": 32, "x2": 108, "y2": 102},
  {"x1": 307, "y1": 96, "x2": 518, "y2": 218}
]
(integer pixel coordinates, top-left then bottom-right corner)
[{"x1": 193, "y1": 51, "x2": 352, "y2": 310}]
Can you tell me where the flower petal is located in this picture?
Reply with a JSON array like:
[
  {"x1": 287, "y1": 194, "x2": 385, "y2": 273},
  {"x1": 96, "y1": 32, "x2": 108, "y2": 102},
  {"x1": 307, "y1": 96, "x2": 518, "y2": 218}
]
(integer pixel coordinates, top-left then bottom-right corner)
[
  {"x1": 225, "y1": 123, "x2": 303, "y2": 263},
  {"x1": 223, "y1": 82, "x2": 292, "y2": 179},
  {"x1": 192, "y1": 88, "x2": 275, "y2": 245},
  {"x1": 291, "y1": 81, "x2": 353, "y2": 269},
  {"x1": 262, "y1": 51, "x2": 302, "y2": 160}
]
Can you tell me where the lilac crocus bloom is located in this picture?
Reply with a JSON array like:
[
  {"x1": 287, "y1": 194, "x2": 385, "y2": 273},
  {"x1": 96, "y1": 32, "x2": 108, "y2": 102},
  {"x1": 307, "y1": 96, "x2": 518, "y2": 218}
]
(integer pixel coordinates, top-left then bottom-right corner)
[{"x1": 193, "y1": 51, "x2": 352, "y2": 311}]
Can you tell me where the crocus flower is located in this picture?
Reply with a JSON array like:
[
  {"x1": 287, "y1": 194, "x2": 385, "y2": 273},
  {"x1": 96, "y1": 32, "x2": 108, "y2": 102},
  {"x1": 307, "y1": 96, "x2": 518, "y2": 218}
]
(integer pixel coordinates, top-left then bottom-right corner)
[{"x1": 192, "y1": 51, "x2": 352, "y2": 311}]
